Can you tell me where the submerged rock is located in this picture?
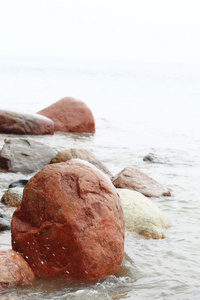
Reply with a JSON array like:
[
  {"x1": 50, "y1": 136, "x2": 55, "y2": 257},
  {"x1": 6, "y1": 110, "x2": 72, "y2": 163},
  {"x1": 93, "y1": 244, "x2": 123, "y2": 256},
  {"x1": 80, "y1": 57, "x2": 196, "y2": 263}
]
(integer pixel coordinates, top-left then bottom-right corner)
[
  {"x1": 0, "y1": 217, "x2": 10, "y2": 231},
  {"x1": 0, "y1": 205, "x2": 14, "y2": 231},
  {"x1": 11, "y1": 159, "x2": 124, "y2": 281},
  {"x1": 50, "y1": 148, "x2": 112, "y2": 177},
  {"x1": 37, "y1": 97, "x2": 95, "y2": 133},
  {"x1": 117, "y1": 188, "x2": 170, "y2": 239},
  {"x1": 0, "y1": 138, "x2": 57, "y2": 173},
  {"x1": 143, "y1": 153, "x2": 163, "y2": 163},
  {"x1": 112, "y1": 166, "x2": 171, "y2": 198},
  {"x1": 9, "y1": 179, "x2": 29, "y2": 188},
  {"x1": 0, "y1": 109, "x2": 54, "y2": 135},
  {"x1": 0, "y1": 249, "x2": 35, "y2": 290},
  {"x1": 1, "y1": 187, "x2": 23, "y2": 207}
]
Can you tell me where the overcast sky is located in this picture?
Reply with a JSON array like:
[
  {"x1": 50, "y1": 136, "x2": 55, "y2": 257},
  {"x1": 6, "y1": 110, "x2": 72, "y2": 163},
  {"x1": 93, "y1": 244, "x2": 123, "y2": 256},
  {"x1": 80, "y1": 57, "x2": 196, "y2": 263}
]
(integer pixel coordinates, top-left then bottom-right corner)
[{"x1": 0, "y1": 0, "x2": 200, "y2": 64}]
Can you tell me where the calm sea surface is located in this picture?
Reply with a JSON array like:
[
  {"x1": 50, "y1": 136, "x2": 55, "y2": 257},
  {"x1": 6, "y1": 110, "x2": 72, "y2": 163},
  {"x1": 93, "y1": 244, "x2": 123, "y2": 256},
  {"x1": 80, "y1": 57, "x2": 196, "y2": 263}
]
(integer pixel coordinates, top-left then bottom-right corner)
[{"x1": 0, "y1": 57, "x2": 200, "y2": 299}]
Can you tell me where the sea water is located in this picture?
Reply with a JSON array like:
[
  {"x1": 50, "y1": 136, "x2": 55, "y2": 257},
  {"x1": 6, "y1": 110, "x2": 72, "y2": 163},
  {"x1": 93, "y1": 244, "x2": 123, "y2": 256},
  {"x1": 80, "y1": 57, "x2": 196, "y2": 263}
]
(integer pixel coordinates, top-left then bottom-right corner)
[{"x1": 0, "y1": 57, "x2": 200, "y2": 299}]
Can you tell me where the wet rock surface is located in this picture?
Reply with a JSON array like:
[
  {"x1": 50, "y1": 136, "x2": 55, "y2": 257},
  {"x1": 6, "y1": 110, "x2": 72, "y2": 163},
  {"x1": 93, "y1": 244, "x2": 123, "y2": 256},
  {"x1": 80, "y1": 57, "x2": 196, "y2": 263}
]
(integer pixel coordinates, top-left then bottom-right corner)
[
  {"x1": 112, "y1": 166, "x2": 171, "y2": 197},
  {"x1": 37, "y1": 97, "x2": 95, "y2": 133},
  {"x1": 50, "y1": 148, "x2": 112, "y2": 177},
  {"x1": 0, "y1": 204, "x2": 14, "y2": 231},
  {"x1": 143, "y1": 153, "x2": 163, "y2": 163},
  {"x1": 8, "y1": 179, "x2": 29, "y2": 188},
  {"x1": 0, "y1": 249, "x2": 35, "y2": 290},
  {"x1": 117, "y1": 188, "x2": 170, "y2": 239},
  {"x1": 0, "y1": 138, "x2": 57, "y2": 173},
  {"x1": 0, "y1": 110, "x2": 54, "y2": 135},
  {"x1": 11, "y1": 159, "x2": 124, "y2": 281}
]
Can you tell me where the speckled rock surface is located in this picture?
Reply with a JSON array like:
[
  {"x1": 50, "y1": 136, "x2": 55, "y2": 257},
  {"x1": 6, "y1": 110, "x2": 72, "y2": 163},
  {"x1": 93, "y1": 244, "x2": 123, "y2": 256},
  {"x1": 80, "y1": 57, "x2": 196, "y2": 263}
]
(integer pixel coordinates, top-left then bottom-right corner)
[{"x1": 1, "y1": 187, "x2": 23, "y2": 207}]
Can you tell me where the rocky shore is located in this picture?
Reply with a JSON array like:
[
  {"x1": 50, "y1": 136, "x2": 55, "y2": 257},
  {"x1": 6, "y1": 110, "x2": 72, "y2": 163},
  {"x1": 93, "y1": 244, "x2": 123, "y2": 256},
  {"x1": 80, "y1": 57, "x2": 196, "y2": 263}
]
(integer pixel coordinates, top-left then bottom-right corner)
[{"x1": 0, "y1": 97, "x2": 171, "y2": 291}]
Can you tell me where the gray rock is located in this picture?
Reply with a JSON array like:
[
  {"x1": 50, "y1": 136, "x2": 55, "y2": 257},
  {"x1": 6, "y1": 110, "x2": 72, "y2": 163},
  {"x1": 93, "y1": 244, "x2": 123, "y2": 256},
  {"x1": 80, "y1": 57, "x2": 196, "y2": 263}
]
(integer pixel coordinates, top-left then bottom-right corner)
[
  {"x1": 143, "y1": 153, "x2": 163, "y2": 163},
  {"x1": 0, "y1": 138, "x2": 57, "y2": 173},
  {"x1": 0, "y1": 217, "x2": 10, "y2": 231},
  {"x1": 9, "y1": 179, "x2": 29, "y2": 188}
]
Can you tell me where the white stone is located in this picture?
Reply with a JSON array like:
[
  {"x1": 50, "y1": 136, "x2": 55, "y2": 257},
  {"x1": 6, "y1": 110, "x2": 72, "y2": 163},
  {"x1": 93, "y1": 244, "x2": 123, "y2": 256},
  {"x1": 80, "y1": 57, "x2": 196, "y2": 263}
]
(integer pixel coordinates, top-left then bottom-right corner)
[{"x1": 117, "y1": 188, "x2": 170, "y2": 239}]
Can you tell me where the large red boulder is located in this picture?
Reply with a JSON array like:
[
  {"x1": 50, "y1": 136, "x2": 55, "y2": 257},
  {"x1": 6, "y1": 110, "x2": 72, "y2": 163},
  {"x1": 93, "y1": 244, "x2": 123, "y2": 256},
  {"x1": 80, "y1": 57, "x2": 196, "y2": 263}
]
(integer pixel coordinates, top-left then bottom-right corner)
[
  {"x1": 112, "y1": 166, "x2": 171, "y2": 198},
  {"x1": 0, "y1": 110, "x2": 54, "y2": 135},
  {"x1": 37, "y1": 97, "x2": 95, "y2": 133},
  {"x1": 11, "y1": 159, "x2": 124, "y2": 281},
  {"x1": 0, "y1": 249, "x2": 35, "y2": 290}
]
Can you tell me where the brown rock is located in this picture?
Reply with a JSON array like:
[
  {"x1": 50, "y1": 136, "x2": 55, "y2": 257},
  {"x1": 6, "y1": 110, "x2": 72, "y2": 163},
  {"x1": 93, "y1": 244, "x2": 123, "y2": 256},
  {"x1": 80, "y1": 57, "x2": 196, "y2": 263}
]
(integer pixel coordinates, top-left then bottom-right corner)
[
  {"x1": 112, "y1": 166, "x2": 171, "y2": 198},
  {"x1": 11, "y1": 159, "x2": 124, "y2": 281},
  {"x1": 37, "y1": 97, "x2": 95, "y2": 133},
  {"x1": 0, "y1": 249, "x2": 35, "y2": 290},
  {"x1": 0, "y1": 110, "x2": 54, "y2": 135},
  {"x1": 50, "y1": 148, "x2": 112, "y2": 177}
]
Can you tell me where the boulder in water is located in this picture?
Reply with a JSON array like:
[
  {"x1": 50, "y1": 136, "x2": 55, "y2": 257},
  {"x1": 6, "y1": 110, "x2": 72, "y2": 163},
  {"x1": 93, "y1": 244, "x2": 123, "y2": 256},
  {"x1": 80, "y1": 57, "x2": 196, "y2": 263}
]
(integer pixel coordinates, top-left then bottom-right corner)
[
  {"x1": 112, "y1": 166, "x2": 171, "y2": 197},
  {"x1": 0, "y1": 110, "x2": 54, "y2": 135},
  {"x1": 11, "y1": 159, "x2": 124, "y2": 281},
  {"x1": 37, "y1": 97, "x2": 95, "y2": 133},
  {"x1": 118, "y1": 188, "x2": 170, "y2": 239},
  {"x1": 0, "y1": 138, "x2": 57, "y2": 173}
]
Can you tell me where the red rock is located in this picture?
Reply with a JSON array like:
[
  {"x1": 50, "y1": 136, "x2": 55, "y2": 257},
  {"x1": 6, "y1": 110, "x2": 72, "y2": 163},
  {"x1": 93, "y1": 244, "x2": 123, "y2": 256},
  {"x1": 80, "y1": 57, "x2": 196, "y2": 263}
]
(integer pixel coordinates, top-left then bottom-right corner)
[
  {"x1": 0, "y1": 249, "x2": 35, "y2": 290},
  {"x1": 37, "y1": 97, "x2": 95, "y2": 133},
  {"x1": 11, "y1": 159, "x2": 124, "y2": 281},
  {"x1": 0, "y1": 110, "x2": 54, "y2": 135},
  {"x1": 112, "y1": 166, "x2": 171, "y2": 198}
]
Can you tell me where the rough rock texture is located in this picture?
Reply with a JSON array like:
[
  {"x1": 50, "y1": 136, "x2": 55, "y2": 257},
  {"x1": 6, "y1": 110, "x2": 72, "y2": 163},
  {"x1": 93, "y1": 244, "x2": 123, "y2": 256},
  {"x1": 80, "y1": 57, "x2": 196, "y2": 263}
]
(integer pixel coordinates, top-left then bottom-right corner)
[
  {"x1": 37, "y1": 97, "x2": 95, "y2": 133},
  {"x1": 50, "y1": 148, "x2": 112, "y2": 177},
  {"x1": 0, "y1": 110, "x2": 54, "y2": 135},
  {"x1": 1, "y1": 187, "x2": 23, "y2": 207},
  {"x1": 11, "y1": 159, "x2": 124, "y2": 281},
  {"x1": 112, "y1": 166, "x2": 171, "y2": 197},
  {"x1": 0, "y1": 138, "x2": 57, "y2": 173},
  {"x1": 117, "y1": 189, "x2": 170, "y2": 239},
  {"x1": 0, "y1": 249, "x2": 35, "y2": 290}
]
